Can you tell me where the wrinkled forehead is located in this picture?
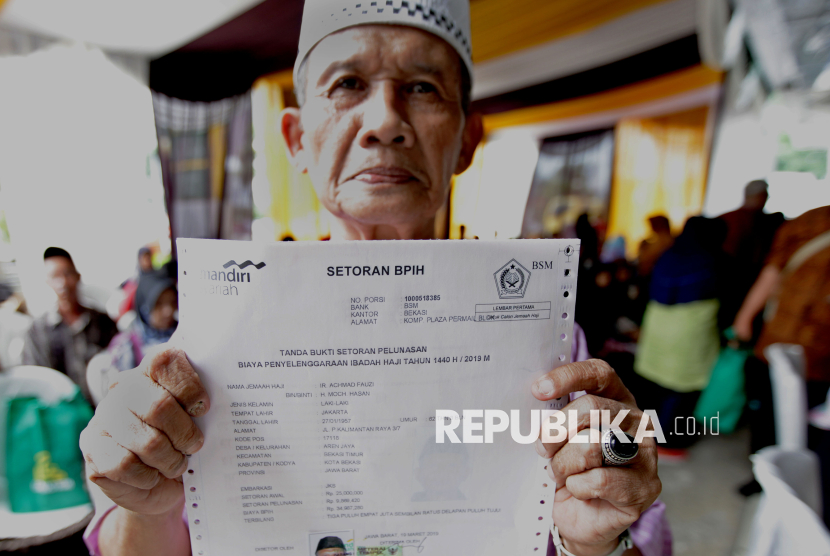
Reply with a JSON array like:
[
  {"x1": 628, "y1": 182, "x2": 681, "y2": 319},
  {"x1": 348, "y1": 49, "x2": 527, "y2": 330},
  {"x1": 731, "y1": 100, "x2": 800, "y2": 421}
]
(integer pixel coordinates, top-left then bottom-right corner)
[{"x1": 305, "y1": 25, "x2": 462, "y2": 88}]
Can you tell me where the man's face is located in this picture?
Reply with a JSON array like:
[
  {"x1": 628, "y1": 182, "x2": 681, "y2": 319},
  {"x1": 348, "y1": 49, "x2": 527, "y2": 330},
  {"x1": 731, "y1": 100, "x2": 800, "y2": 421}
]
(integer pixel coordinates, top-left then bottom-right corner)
[
  {"x1": 45, "y1": 257, "x2": 79, "y2": 303},
  {"x1": 139, "y1": 252, "x2": 153, "y2": 272},
  {"x1": 746, "y1": 192, "x2": 768, "y2": 211},
  {"x1": 284, "y1": 26, "x2": 481, "y2": 234}
]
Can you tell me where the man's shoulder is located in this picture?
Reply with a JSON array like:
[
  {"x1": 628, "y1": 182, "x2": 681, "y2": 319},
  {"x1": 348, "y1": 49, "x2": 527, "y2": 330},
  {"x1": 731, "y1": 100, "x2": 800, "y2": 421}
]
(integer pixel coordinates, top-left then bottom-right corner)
[
  {"x1": 718, "y1": 207, "x2": 747, "y2": 222},
  {"x1": 23, "y1": 311, "x2": 53, "y2": 349},
  {"x1": 793, "y1": 205, "x2": 830, "y2": 230},
  {"x1": 28, "y1": 310, "x2": 54, "y2": 331},
  {"x1": 775, "y1": 206, "x2": 830, "y2": 244}
]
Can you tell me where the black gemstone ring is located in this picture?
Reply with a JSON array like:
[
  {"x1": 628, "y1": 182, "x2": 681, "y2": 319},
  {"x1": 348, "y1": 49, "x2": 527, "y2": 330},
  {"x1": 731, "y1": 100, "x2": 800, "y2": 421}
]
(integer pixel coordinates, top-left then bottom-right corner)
[{"x1": 601, "y1": 429, "x2": 638, "y2": 466}]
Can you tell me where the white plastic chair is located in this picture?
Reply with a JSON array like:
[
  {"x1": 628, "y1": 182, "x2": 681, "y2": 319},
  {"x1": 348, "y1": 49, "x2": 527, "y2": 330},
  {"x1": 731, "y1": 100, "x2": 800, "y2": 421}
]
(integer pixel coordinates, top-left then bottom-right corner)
[
  {"x1": 745, "y1": 344, "x2": 830, "y2": 555},
  {"x1": 764, "y1": 344, "x2": 808, "y2": 450},
  {"x1": 748, "y1": 446, "x2": 830, "y2": 556}
]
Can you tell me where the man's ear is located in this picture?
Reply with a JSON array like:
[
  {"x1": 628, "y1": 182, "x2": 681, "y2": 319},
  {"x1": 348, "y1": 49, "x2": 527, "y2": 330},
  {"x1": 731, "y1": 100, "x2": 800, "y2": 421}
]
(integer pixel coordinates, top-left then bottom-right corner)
[
  {"x1": 280, "y1": 107, "x2": 308, "y2": 174},
  {"x1": 454, "y1": 112, "x2": 483, "y2": 175}
]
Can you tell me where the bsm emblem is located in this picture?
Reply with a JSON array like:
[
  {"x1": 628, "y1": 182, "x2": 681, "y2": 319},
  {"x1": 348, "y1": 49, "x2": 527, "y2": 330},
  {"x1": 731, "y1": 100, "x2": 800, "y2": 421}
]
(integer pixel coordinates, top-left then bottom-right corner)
[{"x1": 494, "y1": 259, "x2": 530, "y2": 299}]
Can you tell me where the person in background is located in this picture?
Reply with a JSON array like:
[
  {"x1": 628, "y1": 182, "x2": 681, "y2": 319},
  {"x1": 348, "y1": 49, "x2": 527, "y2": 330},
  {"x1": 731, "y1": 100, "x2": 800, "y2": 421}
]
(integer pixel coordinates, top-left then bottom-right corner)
[
  {"x1": 600, "y1": 235, "x2": 626, "y2": 264},
  {"x1": 637, "y1": 215, "x2": 673, "y2": 278},
  {"x1": 733, "y1": 205, "x2": 830, "y2": 506},
  {"x1": 107, "y1": 272, "x2": 178, "y2": 372},
  {"x1": 138, "y1": 246, "x2": 154, "y2": 274},
  {"x1": 112, "y1": 246, "x2": 155, "y2": 323},
  {"x1": 575, "y1": 213, "x2": 600, "y2": 267},
  {"x1": 573, "y1": 213, "x2": 606, "y2": 354},
  {"x1": 717, "y1": 180, "x2": 784, "y2": 329},
  {"x1": 632, "y1": 215, "x2": 675, "y2": 327},
  {"x1": 23, "y1": 247, "x2": 117, "y2": 404},
  {"x1": 632, "y1": 217, "x2": 727, "y2": 457},
  {"x1": 581, "y1": 235, "x2": 639, "y2": 358},
  {"x1": 161, "y1": 258, "x2": 178, "y2": 287}
]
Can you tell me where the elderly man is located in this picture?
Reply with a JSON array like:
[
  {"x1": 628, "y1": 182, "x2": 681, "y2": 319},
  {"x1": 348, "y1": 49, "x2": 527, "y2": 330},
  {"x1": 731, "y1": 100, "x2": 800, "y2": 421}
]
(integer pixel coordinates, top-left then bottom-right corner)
[{"x1": 80, "y1": 2, "x2": 663, "y2": 555}]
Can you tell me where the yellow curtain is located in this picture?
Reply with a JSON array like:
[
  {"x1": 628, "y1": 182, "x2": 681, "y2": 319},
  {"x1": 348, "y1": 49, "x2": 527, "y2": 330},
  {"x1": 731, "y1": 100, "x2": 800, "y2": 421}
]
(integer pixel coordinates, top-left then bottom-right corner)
[
  {"x1": 208, "y1": 123, "x2": 227, "y2": 200},
  {"x1": 251, "y1": 72, "x2": 329, "y2": 241},
  {"x1": 607, "y1": 107, "x2": 711, "y2": 258}
]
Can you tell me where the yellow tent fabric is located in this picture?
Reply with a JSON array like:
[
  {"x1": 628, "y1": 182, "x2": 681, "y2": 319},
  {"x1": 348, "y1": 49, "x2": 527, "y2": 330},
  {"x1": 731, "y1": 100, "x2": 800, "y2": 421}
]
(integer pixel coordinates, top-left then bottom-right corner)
[
  {"x1": 607, "y1": 106, "x2": 711, "y2": 258},
  {"x1": 481, "y1": 66, "x2": 722, "y2": 135},
  {"x1": 251, "y1": 72, "x2": 329, "y2": 241},
  {"x1": 471, "y1": 0, "x2": 670, "y2": 63}
]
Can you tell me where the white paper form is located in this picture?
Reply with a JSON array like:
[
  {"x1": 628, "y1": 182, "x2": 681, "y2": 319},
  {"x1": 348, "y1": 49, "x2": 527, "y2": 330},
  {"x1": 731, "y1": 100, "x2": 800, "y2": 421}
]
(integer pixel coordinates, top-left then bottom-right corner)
[{"x1": 176, "y1": 238, "x2": 579, "y2": 556}]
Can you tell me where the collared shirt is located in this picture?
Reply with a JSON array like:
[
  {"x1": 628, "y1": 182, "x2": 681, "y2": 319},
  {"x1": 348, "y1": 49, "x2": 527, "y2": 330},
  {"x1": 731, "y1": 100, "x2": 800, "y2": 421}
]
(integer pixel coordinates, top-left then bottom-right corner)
[{"x1": 23, "y1": 305, "x2": 117, "y2": 403}]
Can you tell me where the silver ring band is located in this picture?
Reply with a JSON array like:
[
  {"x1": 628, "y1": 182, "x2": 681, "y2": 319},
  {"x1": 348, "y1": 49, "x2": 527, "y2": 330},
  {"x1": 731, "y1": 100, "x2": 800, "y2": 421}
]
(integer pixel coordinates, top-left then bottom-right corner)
[{"x1": 601, "y1": 428, "x2": 638, "y2": 466}]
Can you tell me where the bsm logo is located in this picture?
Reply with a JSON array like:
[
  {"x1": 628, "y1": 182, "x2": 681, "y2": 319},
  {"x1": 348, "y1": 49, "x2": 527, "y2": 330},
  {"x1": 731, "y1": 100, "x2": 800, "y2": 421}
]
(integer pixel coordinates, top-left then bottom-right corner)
[{"x1": 494, "y1": 259, "x2": 530, "y2": 299}]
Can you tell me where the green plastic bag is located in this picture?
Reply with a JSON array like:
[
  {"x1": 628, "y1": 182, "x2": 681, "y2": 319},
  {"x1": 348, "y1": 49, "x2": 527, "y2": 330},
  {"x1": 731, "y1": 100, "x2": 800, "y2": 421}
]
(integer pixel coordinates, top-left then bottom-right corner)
[
  {"x1": 5, "y1": 388, "x2": 93, "y2": 512},
  {"x1": 693, "y1": 328, "x2": 750, "y2": 435}
]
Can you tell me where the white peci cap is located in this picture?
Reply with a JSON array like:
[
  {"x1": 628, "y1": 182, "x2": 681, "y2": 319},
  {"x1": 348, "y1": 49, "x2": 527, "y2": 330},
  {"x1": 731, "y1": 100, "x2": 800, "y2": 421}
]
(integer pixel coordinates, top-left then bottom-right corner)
[{"x1": 294, "y1": 0, "x2": 473, "y2": 84}]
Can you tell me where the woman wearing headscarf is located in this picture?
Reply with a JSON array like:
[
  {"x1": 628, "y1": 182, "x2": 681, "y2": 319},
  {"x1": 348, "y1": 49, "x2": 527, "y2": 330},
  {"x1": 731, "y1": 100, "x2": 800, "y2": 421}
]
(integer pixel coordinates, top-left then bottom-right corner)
[
  {"x1": 632, "y1": 216, "x2": 727, "y2": 455},
  {"x1": 107, "y1": 272, "x2": 177, "y2": 372}
]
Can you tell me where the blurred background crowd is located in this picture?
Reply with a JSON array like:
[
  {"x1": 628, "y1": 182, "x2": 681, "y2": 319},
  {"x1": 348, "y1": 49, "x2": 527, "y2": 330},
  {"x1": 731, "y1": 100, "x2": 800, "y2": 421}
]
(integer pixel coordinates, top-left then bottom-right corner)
[{"x1": 1, "y1": 0, "x2": 830, "y2": 554}]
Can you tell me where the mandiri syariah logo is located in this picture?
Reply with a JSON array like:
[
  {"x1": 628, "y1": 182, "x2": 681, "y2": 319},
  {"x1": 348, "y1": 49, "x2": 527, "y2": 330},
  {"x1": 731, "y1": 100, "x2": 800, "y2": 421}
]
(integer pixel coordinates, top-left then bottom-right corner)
[
  {"x1": 224, "y1": 260, "x2": 265, "y2": 270},
  {"x1": 198, "y1": 260, "x2": 266, "y2": 296},
  {"x1": 494, "y1": 259, "x2": 530, "y2": 299}
]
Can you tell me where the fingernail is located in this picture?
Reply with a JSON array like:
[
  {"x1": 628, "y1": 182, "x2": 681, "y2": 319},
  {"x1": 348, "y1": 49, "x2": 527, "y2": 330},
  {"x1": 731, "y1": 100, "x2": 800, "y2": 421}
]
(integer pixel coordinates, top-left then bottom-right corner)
[
  {"x1": 535, "y1": 378, "x2": 554, "y2": 397},
  {"x1": 188, "y1": 400, "x2": 206, "y2": 417},
  {"x1": 192, "y1": 435, "x2": 205, "y2": 453}
]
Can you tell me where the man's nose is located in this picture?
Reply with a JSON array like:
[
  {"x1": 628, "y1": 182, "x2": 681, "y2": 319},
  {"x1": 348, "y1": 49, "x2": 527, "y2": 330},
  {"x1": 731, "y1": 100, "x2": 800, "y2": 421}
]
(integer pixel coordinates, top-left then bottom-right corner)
[{"x1": 358, "y1": 83, "x2": 414, "y2": 148}]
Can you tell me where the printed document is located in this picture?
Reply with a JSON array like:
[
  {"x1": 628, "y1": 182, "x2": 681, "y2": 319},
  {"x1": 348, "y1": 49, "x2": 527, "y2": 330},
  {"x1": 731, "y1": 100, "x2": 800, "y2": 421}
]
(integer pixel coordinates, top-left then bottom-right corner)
[{"x1": 177, "y1": 238, "x2": 578, "y2": 555}]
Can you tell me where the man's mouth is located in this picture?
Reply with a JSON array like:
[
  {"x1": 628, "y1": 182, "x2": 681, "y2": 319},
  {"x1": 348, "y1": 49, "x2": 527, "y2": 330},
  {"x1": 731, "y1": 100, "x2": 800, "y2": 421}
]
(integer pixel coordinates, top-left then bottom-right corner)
[{"x1": 352, "y1": 166, "x2": 417, "y2": 185}]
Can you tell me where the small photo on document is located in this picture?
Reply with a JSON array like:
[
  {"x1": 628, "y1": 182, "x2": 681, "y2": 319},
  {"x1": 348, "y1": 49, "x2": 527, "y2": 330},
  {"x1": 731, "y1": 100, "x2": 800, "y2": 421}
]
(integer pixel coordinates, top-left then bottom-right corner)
[{"x1": 309, "y1": 530, "x2": 355, "y2": 556}]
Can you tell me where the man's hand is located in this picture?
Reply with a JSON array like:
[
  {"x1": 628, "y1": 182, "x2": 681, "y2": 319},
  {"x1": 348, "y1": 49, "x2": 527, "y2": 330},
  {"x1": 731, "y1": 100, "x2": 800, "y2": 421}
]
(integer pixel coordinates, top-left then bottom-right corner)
[
  {"x1": 532, "y1": 360, "x2": 660, "y2": 556},
  {"x1": 80, "y1": 347, "x2": 210, "y2": 516}
]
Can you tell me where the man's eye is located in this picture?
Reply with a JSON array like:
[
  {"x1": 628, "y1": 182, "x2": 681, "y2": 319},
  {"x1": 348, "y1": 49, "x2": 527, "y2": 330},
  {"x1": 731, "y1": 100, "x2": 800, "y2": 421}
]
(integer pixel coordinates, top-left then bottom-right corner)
[
  {"x1": 334, "y1": 77, "x2": 362, "y2": 90},
  {"x1": 410, "y1": 82, "x2": 437, "y2": 94}
]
